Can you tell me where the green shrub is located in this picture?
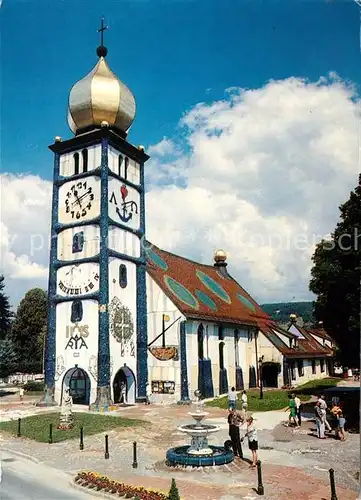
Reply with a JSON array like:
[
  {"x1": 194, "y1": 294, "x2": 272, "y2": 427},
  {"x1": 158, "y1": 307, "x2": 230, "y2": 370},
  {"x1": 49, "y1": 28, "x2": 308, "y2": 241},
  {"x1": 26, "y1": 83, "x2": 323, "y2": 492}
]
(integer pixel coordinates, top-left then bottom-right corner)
[
  {"x1": 168, "y1": 478, "x2": 180, "y2": 500},
  {"x1": 23, "y1": 381, "x2": 44, "y2": 391}
]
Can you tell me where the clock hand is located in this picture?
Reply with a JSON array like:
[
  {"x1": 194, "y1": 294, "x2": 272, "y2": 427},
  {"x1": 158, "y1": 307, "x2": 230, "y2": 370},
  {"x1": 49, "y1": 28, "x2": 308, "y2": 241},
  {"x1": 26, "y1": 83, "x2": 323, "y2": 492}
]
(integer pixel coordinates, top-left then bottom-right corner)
[
  {"x1": 71, "y1": 189, "x2": 92, "y2": 207},
  {"x1": 73, "y1": 190, "x2": 82, "y2": 208}
]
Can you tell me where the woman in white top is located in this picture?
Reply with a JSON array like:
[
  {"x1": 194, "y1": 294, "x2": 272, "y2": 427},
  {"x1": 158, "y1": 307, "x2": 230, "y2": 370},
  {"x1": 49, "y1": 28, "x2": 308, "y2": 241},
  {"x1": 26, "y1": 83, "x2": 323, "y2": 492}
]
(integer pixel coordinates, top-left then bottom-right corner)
[{"x1": 242, "y1": 416, "x2": 258, "y2": 467}]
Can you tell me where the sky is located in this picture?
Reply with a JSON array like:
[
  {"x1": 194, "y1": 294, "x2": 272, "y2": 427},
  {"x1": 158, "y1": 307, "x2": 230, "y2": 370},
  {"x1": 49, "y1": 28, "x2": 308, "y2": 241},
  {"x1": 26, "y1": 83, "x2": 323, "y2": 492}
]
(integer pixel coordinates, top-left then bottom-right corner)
[{"x1": 1, "y1": 0, "x2": 360, "y2": 308}]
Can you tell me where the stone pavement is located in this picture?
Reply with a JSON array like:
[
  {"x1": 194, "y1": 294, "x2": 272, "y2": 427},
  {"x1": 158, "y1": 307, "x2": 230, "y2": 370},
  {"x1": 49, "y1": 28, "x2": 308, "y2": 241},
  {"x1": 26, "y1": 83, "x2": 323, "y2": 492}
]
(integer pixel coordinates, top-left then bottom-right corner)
[{"x1": 0, "y1": 399, "x2": 359, "y2": 499}]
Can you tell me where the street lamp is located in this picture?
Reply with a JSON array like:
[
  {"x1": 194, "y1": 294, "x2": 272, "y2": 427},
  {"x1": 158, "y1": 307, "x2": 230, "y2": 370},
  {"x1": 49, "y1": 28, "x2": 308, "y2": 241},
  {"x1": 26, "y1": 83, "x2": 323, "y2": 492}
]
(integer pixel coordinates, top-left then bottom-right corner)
[{"x1": 259, "y1": 355, "x2": 264, "y2": 399}]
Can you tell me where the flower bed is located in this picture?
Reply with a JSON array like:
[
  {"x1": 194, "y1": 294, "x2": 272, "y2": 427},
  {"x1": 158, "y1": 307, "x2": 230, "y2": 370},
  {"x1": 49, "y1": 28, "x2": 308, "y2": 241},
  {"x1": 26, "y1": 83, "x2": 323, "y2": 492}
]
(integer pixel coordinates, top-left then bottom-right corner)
[{"x1": 75, "y1": 471, "x2": 169, "y2": 499}]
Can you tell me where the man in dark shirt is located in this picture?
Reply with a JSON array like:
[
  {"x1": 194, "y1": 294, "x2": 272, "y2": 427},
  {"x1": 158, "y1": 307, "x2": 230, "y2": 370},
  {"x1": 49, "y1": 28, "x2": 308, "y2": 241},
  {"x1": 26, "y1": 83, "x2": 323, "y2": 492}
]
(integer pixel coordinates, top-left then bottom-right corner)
[{"x1": 227, "y1": 408, "x2": 244, "y2": 458}]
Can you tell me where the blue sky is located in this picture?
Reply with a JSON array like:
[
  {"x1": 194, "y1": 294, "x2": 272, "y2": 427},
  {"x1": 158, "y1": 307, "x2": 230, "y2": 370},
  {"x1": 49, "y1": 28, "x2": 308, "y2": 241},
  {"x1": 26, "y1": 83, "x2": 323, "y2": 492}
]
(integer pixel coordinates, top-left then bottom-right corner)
[{"x1": 2, "y1": 0, "x2": 360, "y2": 180}]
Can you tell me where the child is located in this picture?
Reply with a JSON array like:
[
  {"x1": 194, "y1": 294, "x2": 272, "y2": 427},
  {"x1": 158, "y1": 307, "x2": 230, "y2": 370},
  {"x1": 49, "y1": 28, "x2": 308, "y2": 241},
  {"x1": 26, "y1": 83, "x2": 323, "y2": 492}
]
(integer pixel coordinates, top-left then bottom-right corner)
[
  {"x1": 228, "y1": 387, "x2": 237, "y2": 410},
  {"x1": 285, "y1": 394, "x2": 299, "y2": 427},
  {"x1": 241, "y1": 390, "x2": 248, "y2": 411},
  {"x1": 336, "y1": 411, "x2": 346, "y2": 441}
]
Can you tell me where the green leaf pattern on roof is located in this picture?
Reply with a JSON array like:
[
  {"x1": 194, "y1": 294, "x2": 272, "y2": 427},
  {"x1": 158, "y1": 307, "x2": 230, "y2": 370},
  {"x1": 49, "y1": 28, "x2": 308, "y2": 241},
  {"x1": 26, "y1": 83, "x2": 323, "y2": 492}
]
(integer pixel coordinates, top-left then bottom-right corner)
[
  {"x1": 146, "y1": 246, "x2": 169, "y2": 271},
  {"x1": 196, "y1": 270, "x2": 231, "y2": 304},
  {"x1": 164, "y1": 275, "x2": 199, "y2": 309},
  {"x1": 236, "y1": 293, "x2": 256, "y2": 311},
  {"x1": 195, "y1": 290, "x2": 218, "y2": 311}
]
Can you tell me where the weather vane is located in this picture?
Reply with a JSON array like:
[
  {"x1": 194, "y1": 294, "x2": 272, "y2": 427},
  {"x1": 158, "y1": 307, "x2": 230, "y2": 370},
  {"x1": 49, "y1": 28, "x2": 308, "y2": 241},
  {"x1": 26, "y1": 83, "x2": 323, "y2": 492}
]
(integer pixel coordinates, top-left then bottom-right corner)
[{"x1": 98, "y1": 17, "x2": 108, "y2": 47}]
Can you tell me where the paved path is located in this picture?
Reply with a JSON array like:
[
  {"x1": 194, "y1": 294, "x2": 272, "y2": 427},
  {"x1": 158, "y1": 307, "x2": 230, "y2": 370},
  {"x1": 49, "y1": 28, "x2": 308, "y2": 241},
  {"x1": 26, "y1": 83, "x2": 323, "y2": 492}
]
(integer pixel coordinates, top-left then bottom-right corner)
[{"x1": 0, "y1": 451, "x2": 98, "y2": 500}]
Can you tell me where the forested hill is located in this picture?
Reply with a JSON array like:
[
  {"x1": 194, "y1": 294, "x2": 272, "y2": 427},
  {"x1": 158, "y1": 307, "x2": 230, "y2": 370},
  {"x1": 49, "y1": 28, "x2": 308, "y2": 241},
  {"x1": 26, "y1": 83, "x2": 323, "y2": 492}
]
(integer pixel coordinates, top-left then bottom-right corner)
[{"x1": 260, "y1": 301, "x2": 314, "y2": 324}]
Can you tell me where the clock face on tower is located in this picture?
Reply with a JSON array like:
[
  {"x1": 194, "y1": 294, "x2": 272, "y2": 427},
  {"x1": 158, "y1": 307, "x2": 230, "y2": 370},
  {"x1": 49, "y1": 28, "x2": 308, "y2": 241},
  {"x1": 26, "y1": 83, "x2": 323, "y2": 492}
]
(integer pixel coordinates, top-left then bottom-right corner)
[
  {"x1": 57, "y1": 263, "x2": 100, "y2": 296},
  {"x1": 58, "y1": 177, "x2": 100, "y2": 224}
]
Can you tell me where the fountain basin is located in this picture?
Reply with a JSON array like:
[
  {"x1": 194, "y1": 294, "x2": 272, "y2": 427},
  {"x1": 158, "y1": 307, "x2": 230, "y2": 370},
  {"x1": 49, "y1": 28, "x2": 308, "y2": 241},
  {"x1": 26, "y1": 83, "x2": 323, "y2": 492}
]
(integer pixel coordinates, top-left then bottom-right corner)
[{"x1": 166, "y1": 445, "x2": 233, "y2": 467}]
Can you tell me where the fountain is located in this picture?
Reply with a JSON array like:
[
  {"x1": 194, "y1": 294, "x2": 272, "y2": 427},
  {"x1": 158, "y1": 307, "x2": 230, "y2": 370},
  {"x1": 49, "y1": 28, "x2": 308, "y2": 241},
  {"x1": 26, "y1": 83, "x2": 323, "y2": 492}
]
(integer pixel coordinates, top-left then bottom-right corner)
[{"x1": 166, "y1": 390, "x2": 233, "y2": 467}]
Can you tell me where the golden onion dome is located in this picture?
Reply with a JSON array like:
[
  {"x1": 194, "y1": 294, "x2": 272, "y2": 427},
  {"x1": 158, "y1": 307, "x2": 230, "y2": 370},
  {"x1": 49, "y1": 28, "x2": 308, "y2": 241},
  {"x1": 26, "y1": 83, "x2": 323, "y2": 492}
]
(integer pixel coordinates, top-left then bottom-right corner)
[
  {"x1": 67, "y1": 46, "x2": 136, "y2": 136},
  {"x1": 214, "y1": 249, "x2": 227, "y2": 263}
]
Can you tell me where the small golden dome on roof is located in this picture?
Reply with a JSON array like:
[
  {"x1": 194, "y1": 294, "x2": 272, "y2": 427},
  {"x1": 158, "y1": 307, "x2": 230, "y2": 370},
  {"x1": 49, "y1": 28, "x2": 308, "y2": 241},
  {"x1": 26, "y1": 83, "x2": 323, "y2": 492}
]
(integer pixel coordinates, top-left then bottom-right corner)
[
  {"x1": 67, "y1": 49, "x2": 136, "y2": 136},
  {"x1": 214, "y1": 249, "x2": 227, "y2": 263}
]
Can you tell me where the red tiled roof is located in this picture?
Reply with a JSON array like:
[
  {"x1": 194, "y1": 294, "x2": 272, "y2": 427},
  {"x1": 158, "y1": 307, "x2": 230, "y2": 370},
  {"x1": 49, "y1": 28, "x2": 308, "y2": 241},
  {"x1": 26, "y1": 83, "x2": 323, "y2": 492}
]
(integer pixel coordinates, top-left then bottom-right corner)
[
  {"x1": 145, "y1": 242, "x2": 269, "y2": 327},
  {"x1": 306, "y1": 326, "x2": 333, "y2": 342}
]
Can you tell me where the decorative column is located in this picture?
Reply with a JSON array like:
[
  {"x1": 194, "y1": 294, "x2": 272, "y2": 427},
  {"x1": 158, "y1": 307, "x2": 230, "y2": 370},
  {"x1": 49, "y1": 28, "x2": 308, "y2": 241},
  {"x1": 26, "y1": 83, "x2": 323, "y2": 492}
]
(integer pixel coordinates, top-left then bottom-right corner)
[
  {"x1": 91, "y1": 135, "x2": 112, "y2": 410},
  {"x1": 37, "y1": 151, "x2": 60, "y2": 407},
  {"x1": 136, "y1": 160, "x2": 148, "y2": 402},
  {"x1": 179, "y1": 320, "x2": 190, "y2": 403}
]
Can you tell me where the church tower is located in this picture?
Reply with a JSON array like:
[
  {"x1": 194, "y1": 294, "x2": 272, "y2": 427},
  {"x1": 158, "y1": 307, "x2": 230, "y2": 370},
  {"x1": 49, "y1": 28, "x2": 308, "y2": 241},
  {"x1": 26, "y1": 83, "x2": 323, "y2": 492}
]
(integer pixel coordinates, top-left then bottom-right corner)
[{"x1": 39, "y1": 22, "x2": 149, "y2": 410}]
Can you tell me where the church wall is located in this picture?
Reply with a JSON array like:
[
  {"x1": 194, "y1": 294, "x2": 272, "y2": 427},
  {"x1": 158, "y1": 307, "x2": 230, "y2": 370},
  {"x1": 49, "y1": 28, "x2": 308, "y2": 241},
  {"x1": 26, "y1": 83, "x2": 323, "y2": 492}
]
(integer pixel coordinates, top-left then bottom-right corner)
[
  {"x1": 58, "y1": 225, "x2": 100, "y2": 261},
  {"x1": 108, "y1": 146, "x2": 140, "y2": 185},
  {"x1": 59, "y1": 144, "x2": 101, "y2": 177},
  {"x1": 108, "y1": 178, "x2": 140, "y2": 231},
  {"x1": 108, "y1": 226, "x2": 140, "y2": 258},
  {"x1": 54, "y1": 299, "x2": 99, "y2": 404},
  {"x1": 146, "y1": 275, "x2": 183, "y2": 403},
  {"x1": 108, "y1": 257, "x2": 137, "y2": 402},
  {"x1": 245, "y1": 330, "x2": 258, "y2": 387}
]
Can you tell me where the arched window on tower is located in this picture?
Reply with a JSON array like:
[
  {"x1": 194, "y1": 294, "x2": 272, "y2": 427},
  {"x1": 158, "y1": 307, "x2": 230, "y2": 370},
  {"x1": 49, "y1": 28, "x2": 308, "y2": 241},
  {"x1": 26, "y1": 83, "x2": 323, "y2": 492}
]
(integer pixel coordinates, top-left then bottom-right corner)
[
  {"x1": 119, "y1": 264, "x2": 128, "y2": 288},
  {"x1": 234, "y1": 329, "x2": 239, "y2": 367},
  {"x1": 124, "y1": 157, "x2": 129, "y2": 180},
  {"x1": 71, "y1": 300, "x2": 83, "y2": 323},
  {"x1": 118, "y1": 155, "x2": 123, "y2": 177},
  {"x1": 82, "y1": 149, "x2": 88, "y2": 172},
  {"x1": 197, "y1": 323, "x2": 204, "y2": 360},
  {"x1": 74, "y1": 152, "x2": 80, "y2": 175},
  {"x1": 72, "y1": 231, "x2": 84, "y2": 253},
  {"x1": 219, "y1": 341, "x2": 225, "y2": 371}
]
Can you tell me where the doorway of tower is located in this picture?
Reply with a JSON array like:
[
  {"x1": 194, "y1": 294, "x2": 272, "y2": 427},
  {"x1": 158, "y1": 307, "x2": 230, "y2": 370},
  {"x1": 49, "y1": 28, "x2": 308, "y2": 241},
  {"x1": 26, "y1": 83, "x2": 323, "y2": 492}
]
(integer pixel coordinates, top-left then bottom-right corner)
[
  {"x1": 61, "y1": 367, "x2": 91, "y2": 405},
  {"x1": 113, "y1": 366, "x2": 136, "y2": 405},
  {"x1": 261, "y1": 362, "x2": 280, "y2": 388}
]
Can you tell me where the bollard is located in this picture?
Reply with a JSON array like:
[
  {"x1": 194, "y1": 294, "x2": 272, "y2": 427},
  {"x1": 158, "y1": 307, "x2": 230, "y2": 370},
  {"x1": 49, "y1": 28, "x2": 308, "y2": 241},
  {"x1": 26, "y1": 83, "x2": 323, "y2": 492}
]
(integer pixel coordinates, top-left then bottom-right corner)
[
  {"x1": 79, "y1": 426, "x2": 84, "y2": 451},
  {"x1": 329, "y1": 468, "x2": 338, "y2": 500},
  {"x1": 132, "y1": 441, "x2": 138, "y2": 469},
  {"x1": 104, "y1": 434, "x2": 109, "y2": 459},
  {"x1": 257, "y1": 460, "x2": 264, "y2": 496},
  {"x1": 48, "y1": 423, "x2": 53, "y2": 444},
  {"x1": 17, "y1": 418, "x2": 21, "y2": 437}
]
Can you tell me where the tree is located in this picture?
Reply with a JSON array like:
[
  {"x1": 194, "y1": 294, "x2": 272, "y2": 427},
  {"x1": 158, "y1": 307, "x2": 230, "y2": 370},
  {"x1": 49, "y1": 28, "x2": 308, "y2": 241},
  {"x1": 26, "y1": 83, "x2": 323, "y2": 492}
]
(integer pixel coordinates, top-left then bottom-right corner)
[
  {"x1": 309, "y1": 175, "x2": 361, "y2": 366},
  {"x1": 0, "y1": 275, "x2": 13, "y2": 340},
  {"x1": 0, "y1": 338, "x2": 18, "y2": 378},
  {"x1": 11, "y1": 288, "x2": 47, "y2": 373},
  {"x1": 168, "y1": 478, "x2": 180, "y2": 500}
]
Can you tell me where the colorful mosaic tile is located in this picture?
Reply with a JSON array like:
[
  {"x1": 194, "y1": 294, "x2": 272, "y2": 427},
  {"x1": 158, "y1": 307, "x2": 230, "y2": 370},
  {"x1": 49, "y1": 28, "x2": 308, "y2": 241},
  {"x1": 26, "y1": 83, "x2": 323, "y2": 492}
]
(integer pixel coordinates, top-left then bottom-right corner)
[
  {"x1": 146, "y1": 245, "x2": 169, "y2": 271},
  {"x1": 195, "y1": 290, "x2": 217, "y2": 311},
  {"x1": 196, "y1": 270, "x2": 231, "y2": 304},
  {"x1": 164, "y1": 275, "x2": 199, "y2": 309},
  {"x1": 235, "y1": 292, "x2": 256, "y2": 311}
]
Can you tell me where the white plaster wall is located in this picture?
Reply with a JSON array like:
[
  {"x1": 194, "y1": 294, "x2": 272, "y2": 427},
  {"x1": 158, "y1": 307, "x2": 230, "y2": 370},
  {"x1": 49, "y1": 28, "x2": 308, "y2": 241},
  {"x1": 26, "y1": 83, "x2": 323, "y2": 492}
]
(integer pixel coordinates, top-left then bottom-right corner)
[
  {"x1": 108, "y1": 226, "x2": 140, "y2": 258},
  {"x1": 289, "y1": 358, "x2": 328, "y2": 386},
  {"x1": 58, "y1": 225, "x2": 100, "y2": 261},
  {"x1": 108, "y1": 258, "x2": 137, "y2": 401},
  {"x1": 54, "y1": 299, "x2": 99, "y2": 404},
  {"x1": 58, "y1": 177, "x2": 101, "y2": 224},
  {"x1": 146, "y1": 275, "x2": 183, "y2": 402},
  {"x1": 59, "y1": 144, "x2": 101, "y2": 177},
  {"x1": 108, "y1": 146, "x2": 140, "y2": 185},
  {"x1": 108, "y1": 178, "x2": 140, "y2": 231},
  {"x1": 257, "y1": 330, "x2": 284, "y2": 387}
]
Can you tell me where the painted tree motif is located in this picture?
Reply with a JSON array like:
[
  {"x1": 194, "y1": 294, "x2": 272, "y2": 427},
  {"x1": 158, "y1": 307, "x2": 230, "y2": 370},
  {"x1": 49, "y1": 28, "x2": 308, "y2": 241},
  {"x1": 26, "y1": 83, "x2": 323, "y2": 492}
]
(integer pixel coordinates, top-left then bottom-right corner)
[{"x1": 109, "y1": 297, "x2": 135, "y2": 357}]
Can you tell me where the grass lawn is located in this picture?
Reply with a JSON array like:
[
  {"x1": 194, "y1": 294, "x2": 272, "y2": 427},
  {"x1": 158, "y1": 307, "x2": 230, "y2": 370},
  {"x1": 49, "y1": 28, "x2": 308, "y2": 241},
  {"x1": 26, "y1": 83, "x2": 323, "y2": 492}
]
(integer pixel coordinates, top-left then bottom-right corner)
[
  {"x1": 0, "y1": 412, "x2": 145, "y2": 443},
  {"x1": 205, "y1": 377, "x2": 340, "y2": 412}
]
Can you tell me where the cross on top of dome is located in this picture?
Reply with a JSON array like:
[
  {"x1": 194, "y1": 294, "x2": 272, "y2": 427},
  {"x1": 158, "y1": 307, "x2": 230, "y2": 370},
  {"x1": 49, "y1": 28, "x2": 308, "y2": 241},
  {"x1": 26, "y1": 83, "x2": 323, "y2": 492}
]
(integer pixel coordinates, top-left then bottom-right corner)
[{"x1": 97, "y1": 17, "x2": 108, "y2": 58}]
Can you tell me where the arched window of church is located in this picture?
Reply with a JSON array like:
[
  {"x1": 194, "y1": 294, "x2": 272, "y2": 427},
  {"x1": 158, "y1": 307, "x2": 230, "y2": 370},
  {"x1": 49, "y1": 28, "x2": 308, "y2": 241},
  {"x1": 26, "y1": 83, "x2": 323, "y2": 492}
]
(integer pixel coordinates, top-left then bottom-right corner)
[
  {"x1": 234, "y1": 329, "x2": 239, "y2": 367},
  {"x1": 119, "y1": 264, "x2": 127, "y2": 288},
  {"x1": 118, "y1": 155, "x2": 123, "y2": 177},
  {"x1": 219, "y1": 341, "x2": 225, "y2": 371},
  {"x1": 82, "y1": 149, "x2": 88, "y2": 172},
  {"x1": 72, "y1": 231, "x2": 84, "y2": 253},
  {"x1": 205, "y1": 325, "x2": 209, "y2": 358},
  {"x1": 218, "y1": 325, "x2": 224, "y2": 341},
  {"x1": 74, "y1": 152, "x2": 80, "y2": 175},
  {"x1": 71, "y1": 300, "x2": 83, "y2": 323},
  {"x1": 124, "y1": 157, "x2": 129, "y2": 180},
  {"x1": 197, "y1": 323, "x2": 204, "y2": 359}
]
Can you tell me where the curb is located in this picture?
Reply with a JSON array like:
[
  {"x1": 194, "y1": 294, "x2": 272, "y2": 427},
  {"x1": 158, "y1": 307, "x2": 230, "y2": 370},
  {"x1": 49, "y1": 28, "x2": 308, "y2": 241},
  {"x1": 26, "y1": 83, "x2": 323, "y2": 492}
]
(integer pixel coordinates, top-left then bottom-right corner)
[{"x1": 1, "y1": 447, "x2": 42, "y2": 465}]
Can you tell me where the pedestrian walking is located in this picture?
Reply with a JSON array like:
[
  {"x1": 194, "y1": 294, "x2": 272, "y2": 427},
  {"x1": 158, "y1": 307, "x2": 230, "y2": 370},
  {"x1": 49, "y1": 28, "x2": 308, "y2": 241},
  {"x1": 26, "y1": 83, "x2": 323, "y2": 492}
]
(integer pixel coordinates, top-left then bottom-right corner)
[
  {"x1": 242, "y1": 416, "x2": 258, "y2": 467},
  {"x1": 314, "y1": 401, "x2": 326, "y2": 439},
  {"x1": 145, "y1": 383, "x2": 152, "y2": 405},
  {"x1": 285, "y1": 394, "x2": 299, "y2": 426},
  {"x1": 336, "y1": 411, "x2": 346, "y2": 441},
  {"x1": 19, "y1": 387, "x2": 24, "y2": 403},
  {"x1": 318, "y1": 395, "x2": 332, "y2": 432},
  {"x1": 227, "y1": 408, "x2": 244, "y2": 458},
  {"x1": 228, "y1": 387, "x2": 237, "y2": 410},
  {"x1": 292, "y1": 392, "x2": 302, "y2": 426}
]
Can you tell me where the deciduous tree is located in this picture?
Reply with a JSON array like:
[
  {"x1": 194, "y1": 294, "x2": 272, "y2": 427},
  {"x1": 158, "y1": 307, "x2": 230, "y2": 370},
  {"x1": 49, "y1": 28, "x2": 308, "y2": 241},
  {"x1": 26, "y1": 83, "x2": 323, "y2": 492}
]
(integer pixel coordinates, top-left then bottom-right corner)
[{"x1": 309, "y1": 175, "x2": 361, "y2": 366}]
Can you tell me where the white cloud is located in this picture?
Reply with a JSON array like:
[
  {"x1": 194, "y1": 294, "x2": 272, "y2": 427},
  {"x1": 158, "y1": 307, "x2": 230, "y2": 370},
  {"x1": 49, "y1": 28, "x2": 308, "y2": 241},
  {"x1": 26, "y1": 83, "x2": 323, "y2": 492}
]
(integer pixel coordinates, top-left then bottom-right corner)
[{"x1": 1, "y1": 73, "x2": 359, "y2": 307}]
